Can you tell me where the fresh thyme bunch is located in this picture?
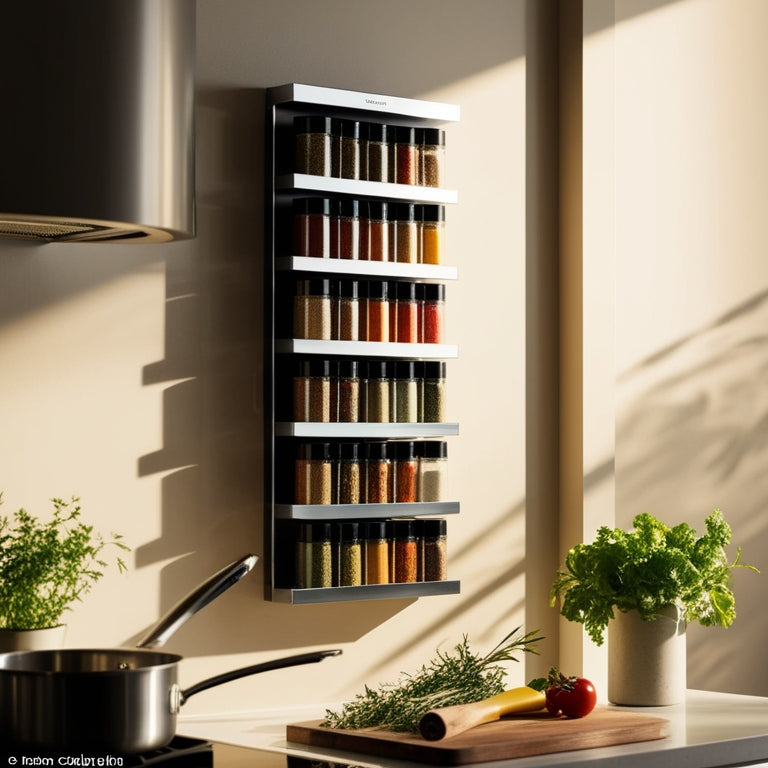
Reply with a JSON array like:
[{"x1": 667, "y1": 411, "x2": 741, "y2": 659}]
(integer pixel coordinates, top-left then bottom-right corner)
[{"x1": 322, "y1": 627, "x2": 543, "y2": 732}]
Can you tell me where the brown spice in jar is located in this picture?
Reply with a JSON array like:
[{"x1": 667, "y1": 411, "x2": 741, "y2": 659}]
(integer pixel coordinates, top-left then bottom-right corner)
[
  {"x1": 365, "y1": 442, "x2": 391, "y2": 503},
  {"x1": 393, "y1": 520, "x2": 418, "y2": 583}
]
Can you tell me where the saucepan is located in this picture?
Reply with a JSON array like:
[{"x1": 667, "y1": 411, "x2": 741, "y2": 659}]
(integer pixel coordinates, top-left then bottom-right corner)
[{"x1": 0, "y1": 553, "x2": 342, "y2": 754}]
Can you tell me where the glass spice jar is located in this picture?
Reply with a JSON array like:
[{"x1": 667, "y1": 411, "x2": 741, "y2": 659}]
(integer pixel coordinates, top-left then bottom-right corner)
[
  {"x1": 393, "y1": 361, "x2": 418, "y2": 423},
  {"x1": 294, "y1": 442, "x2": 332, "y2": 505},
  {"x1": 338, "y1": 199, "x2": 360, "y2": 260},
  {"x1": 421, "y1": 283, "x2": 445, "y2": 344},
  {"x1": 393, "y1": 440, "x2": 418, "y2": 503},
  {"x1": 396, "y1": 281, "x2": 418, "y2": 344},
  {"x1": 293, "y1": 358, "x2": 331, "y2": 423},
  {"x1": 339, "y1": 119, "x2": 361, "y2": 180},
  {"x1": 298, "y1": 522, "x2": 333, "y2": 588},
  {"x1": 417, "y1": 440, "x2": 448, "y2": 502},
  {"x1": 292, "y1": 197, "x2": 331, "y2": 259},
  {"x1": 367, "y1": 201, "x2": 390, "y2": 262},
  {"x1": 420, "y1": 205, "x2": 445, "y2": 265},
  {"x1": 421, "y1": 360, "x2": 447, "y2": 423},
  {"x1": 365, "y1": 122, "x2": 389, "y2": 182},
  {"x1": 293, "y1": 278, "x2": 331, "y2": 340},
  {"x1": 364, "y1": 280, "x2": 389, "y2": 342},
  {"x1": 336, "y1": 360, "x2": 360, "y2": 423},
  {"x1": 394, "y1": 126, "x2": 418, "y2": 185},
  {"x1": 365, "y1": 360, "x2": 391, "y2": 423},
  {"x1": 394, "y1": 203, "x2": 418, "y2": 264},
  {"x1": 420, "y1": 128, "x2": 446, "y2": 188},
  {"x1": 421, "y1": 518, "x2": 448, "y2": 581},
  {"x1": 364, "y1": 520, "x2": 390, "y2": 585},
  {"x1": 365, "y1": 441, "x2": 392, "y2": 503},
  {"x1": 338, "y1": 521, "x2": 362, "y2": 586},
  {"x1": 336, "y1": 442, "x2": 361, "y2": 505},
  {"x1": 332, "y1": 279, "x2": 359, "y2": 342},
  {"x1": 392, "y1": 519, "x2": 418, "y2": 583},
  {"x1": 294, "y1": 116, "x2": 332, "y2": 177}
]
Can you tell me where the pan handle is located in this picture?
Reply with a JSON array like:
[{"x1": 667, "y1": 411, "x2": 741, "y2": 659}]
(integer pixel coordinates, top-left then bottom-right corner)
[
  {"x1": 137, "y1": 554, "x2": 259, "y2": 649},
  {"x1": 177, "y1": 649, "x2": 342, "y2": 708}
]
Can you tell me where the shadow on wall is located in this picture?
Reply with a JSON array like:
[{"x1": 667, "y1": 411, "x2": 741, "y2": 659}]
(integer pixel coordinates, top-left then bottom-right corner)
[{"x1": 616, "y1": 288, "x2": 768, "y2": 697}]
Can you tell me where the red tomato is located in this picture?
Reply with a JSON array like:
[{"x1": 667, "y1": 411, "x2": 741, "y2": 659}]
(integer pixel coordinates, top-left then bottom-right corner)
[{"x1": 551, "y1": 677, "x2": 597, "y2": 718}]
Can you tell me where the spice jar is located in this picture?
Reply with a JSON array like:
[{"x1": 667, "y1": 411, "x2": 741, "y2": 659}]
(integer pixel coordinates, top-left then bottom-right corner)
[
  {"x1": 421, "y1": 518, "x2": 448, "y2": 581},
  {"x1": 293, "y1": 198, "x2": 331, "y2": 259},
  {"x1": 421, "y1": 283, "x2": 445, "y2": 344},
  {"x1": 417, "y1": 440, "x2": 448, "y2": 502},
  {"x1": 336, "y1": 442, "x2": 361, "y2": 504},
  {"x1": 295, "y1": 442, "x2": 332, "y2": 505},
  {"x1": 420, "y1": 205, "x2": 445, "y2": 265},
  {"x1": 364, "y1": 520, "x2": 390, "y2": 584},
  {"x1": 293, "y1": 359, "x2": 331, "y2": 423},
  {"x1": 420, "y1": 128, "x2": 446, "y2": 187},
  {"x1": 393, "y1": 440, "x2": 418, "y2": 503},
  {"x1": 338, "y1": 199, "x2": 360, "y2": 260},
  {"x1": 294, "y1": 116, "x2": 332, "y2": 177},
  {"x1": 396, "y1": 281, "x2": 418, "y2": 344},
  {"x1": 395, "y1": 126, "x2": 418, "y2": 185},
  {"x1": 367, "y1": 201, "x2": 390, "y2": 262},
  {"x1": 336, "y1": 360, "x2": 360, "y2": 423},
  {"x1": 421, "y1": 361, "x2": 447, "y2": 423},
  {"x1": 338, "y1": 522, "x2": 362, "y2": 586},
  {"x1": 392, "y1": 519, "x2": 418, "y2": 583},
  {"x1": 339, "y1": 119, "x2": 361, "y2": 180},
  {"x1": 365, "y1": 360, "x2": 391, "y2": 423},
  {"x1": 365, "y1": 441, "x2": 392, "y2": 503},
  {"x1": 294, "y1": 278, "x2": 331, "y2": 340},
  {"x1": 364, "y1": 281, "x2": 389, "y2": 342},
  {"x1": 393, "y1": 203, "x2": 418, "y2": 264},
  {"x1": 393, "y1": 361, "x2": 418, "y2": 423},
  {"x1": 365, "y1": 122, "x2": 389, "y2": 182},
  {"x1": 298, "y1": 522, "x2": 333, "y2": 588},
  {"x1": 332, "y1": 279, "x2": 359, "y2": 341}
]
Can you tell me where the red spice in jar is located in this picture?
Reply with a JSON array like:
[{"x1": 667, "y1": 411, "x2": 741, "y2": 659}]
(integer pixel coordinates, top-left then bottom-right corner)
[
  {"x1": 394, "y1": 441, "x2": 417, "y2": 503},
  {"x1": 396, "y1": 281, "x2": 418, "y2": 344},
  {"x1": 365, "y1": 281, "x2": 389, "y2": 342},
  {"x1": 395, "y1": 126, "x2": 418, "y2": 185},
  {"x1": 393, "y1": 519, "x2": 418, "y2": 583},
  {"x1": 421, "y1": 283, "x2": 445, "y2": 344}
]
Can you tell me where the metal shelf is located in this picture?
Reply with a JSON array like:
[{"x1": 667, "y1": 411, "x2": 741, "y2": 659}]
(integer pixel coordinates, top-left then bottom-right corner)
[
  {"x1": 276, "y1": 173, "x2": 458, "y2": 205},
  {"x1": 275, "y1": 256, "x2": 458, "y2": 282},
  {"x1": 270, "y1": 580, "x2": 461, "y2": 605},
  {"x1": 275, "y1": 501, "x2": 460, "y2": 520},
  {"x1": 276, "y1": 339, "x2": 458, "y2": 359},
  {"x1": 275, "y1": 422, "x2": 459, "y2": 438}
]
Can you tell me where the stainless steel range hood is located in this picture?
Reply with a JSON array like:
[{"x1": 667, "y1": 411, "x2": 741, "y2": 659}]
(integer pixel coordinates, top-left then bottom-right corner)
[{"x1": 0, "y1": 0, "x2": 195, "y2": 243}]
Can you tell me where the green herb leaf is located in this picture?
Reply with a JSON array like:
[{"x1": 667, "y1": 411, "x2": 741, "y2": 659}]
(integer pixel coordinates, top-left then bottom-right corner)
[{"x1": 322, "y1": 627, "x2": 543, "y2": 732}]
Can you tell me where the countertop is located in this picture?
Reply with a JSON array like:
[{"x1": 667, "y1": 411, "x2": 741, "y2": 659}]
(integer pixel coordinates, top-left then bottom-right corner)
[{"x1": 178, "y1": 689, "x2": 768, "y2": 768}]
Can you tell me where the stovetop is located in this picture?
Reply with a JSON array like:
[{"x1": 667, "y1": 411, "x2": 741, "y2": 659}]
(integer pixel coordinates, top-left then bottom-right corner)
[{"x1": 127, "y1": 736, "x2": 213, "y2": 767}]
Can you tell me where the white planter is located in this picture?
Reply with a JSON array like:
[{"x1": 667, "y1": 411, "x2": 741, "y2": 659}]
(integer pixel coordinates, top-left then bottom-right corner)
[
  {"x1": 0, "y1": 625, "x2": 67, "y2": 652},
  {"x1": 608, "y1": 605, "x2": 686, "y2": 706}
]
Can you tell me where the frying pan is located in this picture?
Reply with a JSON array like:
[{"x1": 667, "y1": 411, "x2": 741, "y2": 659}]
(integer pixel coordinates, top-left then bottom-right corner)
[{"x1": 0, "y1": 553, "x2": 342, "y2": 754}]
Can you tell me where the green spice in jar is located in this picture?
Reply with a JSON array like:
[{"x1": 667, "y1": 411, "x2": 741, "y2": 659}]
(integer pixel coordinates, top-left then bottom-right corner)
[
  {"x1": 365, "y1": 361, "x2": 391, "y2": 423},
  {"x1": 294, "y1": 116, "x2": 332, "y2": 177},
  {"x1": 339, "y1": 522, "x2": 362, "y2": 586},
  {"x1": 298, "y1": 522, "x2": 333, "y2": 588},
  {"x1": 394, "y1": 361, "x2": 418, "y2": 423},
  {"x1": 421, "y1": 361, "x2": 447, "y2": 423}
]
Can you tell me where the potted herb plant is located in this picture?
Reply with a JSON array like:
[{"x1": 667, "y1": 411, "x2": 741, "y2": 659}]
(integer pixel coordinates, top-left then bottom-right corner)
[
  {"x1": 550, "y1": 508, "x2": 758, "y2": 705},
  {"x1": 0, "y1": 493, "x2": 129, "y2": 651}
]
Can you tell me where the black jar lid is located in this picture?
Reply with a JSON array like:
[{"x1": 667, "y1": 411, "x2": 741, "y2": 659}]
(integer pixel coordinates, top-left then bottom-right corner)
[
  {"x1": 422, "y1": 283, "x2": 446, "y2": 301},
  {"x1": 422, "y1": 360, "x2": 446, "y2": 379},
  {"x1": 395, "y1": 126, "x2": 416, "y2": 144},
  {"x1": 336, "y1": 279, "x2": 359, "y2": 299},
  {"x1": 339, "y1": 199, "x2": 360, "y2": 218},
  {"x1": 393, "y1": 519, "x2": 415, "y2": 540},
  {"x1": 421, "y1": 128, "x2": 446, "y2": 146},
  {"x1": 368, "y1": 201, "x2": 389, "y2": 220},
  {"x1": 419, "y1": 440, "x2": 447, "y2": 459},
  {"x1": 421, "y1": 204, "x2": 445, "y2": 223},
  {"x1": 367, "y1": 280, "x2": 388, "y2": 300},
  {"x1": 296, "y1": 278, "x2": 331, "y2": 296},
  {"x1": 310, "y1": 522, "x2": 332, "y2": 542},
  {"x1": 393, "y1": 440, "x2": 416, "y2": 460},
  {"x1": 298, "y1": 442, "x2": 331, "y2": 461},
  {"x1": 340, "y1": 521, "x2": 360, "y2": 541},
  {"x1": 365, "y1": 360, "x2": 389, "y2": 380},
  {"x1": 294, "y1": 115, "x2": 332, "y2": 134},
  {"x1": 396, "y1": 281, "x2": 417, "y2": 301},
  {"x1": 393, "y1": 202, "x2": 416, "y2": 222},
  {"x1": 365, "y1": 520, "x2": 388, "y2": 540},
  {"x1": 339, "y1": 442, "x2": 360, "y2": 461},
  {"x1": 295, "y1": 359, "x2": 331, "y2": 378},
  {"x1": 395, "y1": 361, "x2": 416, "y2": 379},
  {"x1": 422, "y1": 518, "x2": 447, "y2": 538},
  {"x1": 339, "y1": 119, "x2": 361, "y2": 139},
  {"x1": 293, "y1": 197, "x2": 331, "y2": 216},
  {"x1": 366, "y1": 122, "x2": 388, "y2": 143},
  {"x1": 365, "y1": 441, "x2": 389, "y2": 461},
  {"x1": 338, "y1": 359, "x2": 358, "y2": 379}
]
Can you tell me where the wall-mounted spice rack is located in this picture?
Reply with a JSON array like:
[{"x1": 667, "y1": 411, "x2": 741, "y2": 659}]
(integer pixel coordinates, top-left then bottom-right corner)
[{"x1": 265, "y1": 83, "x2": 460, "y2": 604}]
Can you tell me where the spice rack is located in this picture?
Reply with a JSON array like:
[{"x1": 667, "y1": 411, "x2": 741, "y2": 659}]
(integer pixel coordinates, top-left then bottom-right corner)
[{"x1": 265, "y1": 83, "x2": 460, "y2": 604}]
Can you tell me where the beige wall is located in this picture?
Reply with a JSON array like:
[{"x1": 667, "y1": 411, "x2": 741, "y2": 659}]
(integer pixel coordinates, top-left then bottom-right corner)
[{"x1": 0, "y1": 0, "x2": 538, "y2": 715}]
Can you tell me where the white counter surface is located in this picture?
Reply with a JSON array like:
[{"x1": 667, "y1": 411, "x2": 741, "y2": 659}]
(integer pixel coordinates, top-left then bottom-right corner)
[{"x1": 178, "y1": 689, "x2": 768, "y2": 768}]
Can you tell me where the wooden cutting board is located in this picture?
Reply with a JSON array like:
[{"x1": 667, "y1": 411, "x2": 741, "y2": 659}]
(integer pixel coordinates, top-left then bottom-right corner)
[{"x1": 287, "y1": 709, "x2": 670, "y2": 765}]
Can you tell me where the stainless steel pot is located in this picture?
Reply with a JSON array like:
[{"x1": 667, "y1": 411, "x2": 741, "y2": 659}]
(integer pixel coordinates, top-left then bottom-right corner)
[{"x1": 0, "y1": 554, "x2": 342, "y2": 754}]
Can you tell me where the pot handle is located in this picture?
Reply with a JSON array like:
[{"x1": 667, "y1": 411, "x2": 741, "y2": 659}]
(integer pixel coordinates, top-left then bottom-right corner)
[
  {"x1": 137, "y1": 554, "x2": 259, "y2": 649},
  {"x1": 178, "y1": 649, "x2": 342, "y2": 707}
]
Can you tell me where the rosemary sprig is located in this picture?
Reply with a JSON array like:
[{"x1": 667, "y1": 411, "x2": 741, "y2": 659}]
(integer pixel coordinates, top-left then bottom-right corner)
[{"x1": 322, "y1": 627, "x2": 543, "y2": 732}]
